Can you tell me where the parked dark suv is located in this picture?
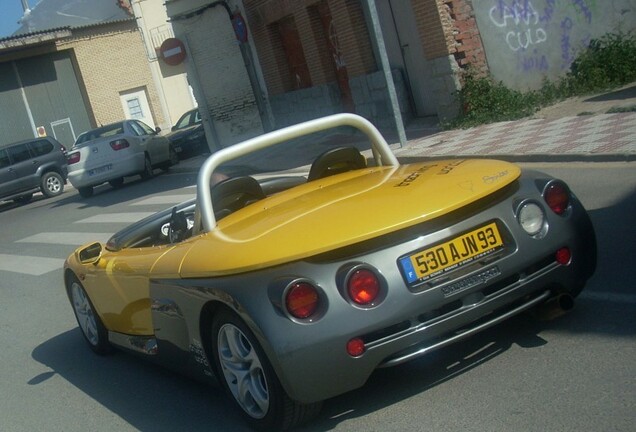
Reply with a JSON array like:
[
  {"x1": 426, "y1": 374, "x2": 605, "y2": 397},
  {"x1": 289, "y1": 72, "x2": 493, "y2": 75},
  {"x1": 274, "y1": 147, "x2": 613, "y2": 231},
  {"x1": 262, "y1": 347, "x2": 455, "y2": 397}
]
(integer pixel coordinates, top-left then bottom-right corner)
[{"x1": 0, "y1": 137, "x2": 68, "y2": 204}]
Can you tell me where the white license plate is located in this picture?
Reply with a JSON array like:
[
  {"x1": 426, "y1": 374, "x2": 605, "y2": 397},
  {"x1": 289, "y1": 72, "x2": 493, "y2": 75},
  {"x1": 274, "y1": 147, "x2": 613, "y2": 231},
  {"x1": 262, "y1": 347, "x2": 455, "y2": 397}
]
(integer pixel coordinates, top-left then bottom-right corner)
[{"x1": 89, "y1": 164, "x2": 112, "y2": 176}]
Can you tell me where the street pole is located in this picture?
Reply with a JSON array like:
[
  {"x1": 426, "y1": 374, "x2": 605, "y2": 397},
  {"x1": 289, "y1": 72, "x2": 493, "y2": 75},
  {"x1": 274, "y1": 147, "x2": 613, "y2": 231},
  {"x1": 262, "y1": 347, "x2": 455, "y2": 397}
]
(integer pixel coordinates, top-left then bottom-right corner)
[{"x1": 363, "y1": 0, "x2": 406, "y2": 147}]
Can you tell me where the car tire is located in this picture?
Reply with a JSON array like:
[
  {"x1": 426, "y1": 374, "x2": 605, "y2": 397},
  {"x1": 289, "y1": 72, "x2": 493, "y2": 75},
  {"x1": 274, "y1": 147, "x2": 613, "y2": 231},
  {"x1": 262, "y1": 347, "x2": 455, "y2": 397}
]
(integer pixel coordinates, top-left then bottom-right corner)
[
  {"x1": 109, "y1": 178, "x2": 124, "y2": 188},
  {"x1": 41, "y1": 171, "x2": 64, "y2": 197},
  {"x1": 140, "y1": 155, "x2": 153, "y2": 179},
  {"x1": 67, "y1": 275, "x2": 112, "y2": 355},
  {"x1": 211, "y1": 310, "x2": 321, "y2": 431},
  {"x1": 13, "y1": 193, "x2": 33, "y2": 204},
  {"x1": 78, "y1": 186, "x2": 93, "y2": 198}
]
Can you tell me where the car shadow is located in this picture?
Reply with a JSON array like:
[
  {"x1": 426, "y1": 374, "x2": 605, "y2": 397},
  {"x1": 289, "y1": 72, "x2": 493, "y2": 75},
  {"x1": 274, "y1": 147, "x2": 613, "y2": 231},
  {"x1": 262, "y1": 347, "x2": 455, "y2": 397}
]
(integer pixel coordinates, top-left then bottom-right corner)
[
  {"x1": 32, "y1": 312, "x2": 553, "y2": 431},
  {"x1": 31, "y1": 329, "x2": 253, "y2": 431}
]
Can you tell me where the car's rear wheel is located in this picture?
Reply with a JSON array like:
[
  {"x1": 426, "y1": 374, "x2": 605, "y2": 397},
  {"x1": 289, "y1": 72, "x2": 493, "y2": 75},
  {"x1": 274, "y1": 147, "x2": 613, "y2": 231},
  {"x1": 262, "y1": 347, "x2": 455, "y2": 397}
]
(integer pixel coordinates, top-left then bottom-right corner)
[
  {"x1": 13, "y1": 193, "x2": 33, "y2": 204},
  {"x1": 67, "y1": 275, "x2": 112, "y2": 355},
  {"x1": 109, "y1": 178, "x2": 124, "y2": 188},
  {"x1": 41, "y1": 171, "x2": 64, "y2": 197},
  {"x1": 140, "y1": 155, "x2": 153, "y2": 179},
  {"x1": 211, "y1": 310, "x2": 321, "y2": 431},
  {"x1": 78, "y1": 186, "x2": 93, "y2": 198}
]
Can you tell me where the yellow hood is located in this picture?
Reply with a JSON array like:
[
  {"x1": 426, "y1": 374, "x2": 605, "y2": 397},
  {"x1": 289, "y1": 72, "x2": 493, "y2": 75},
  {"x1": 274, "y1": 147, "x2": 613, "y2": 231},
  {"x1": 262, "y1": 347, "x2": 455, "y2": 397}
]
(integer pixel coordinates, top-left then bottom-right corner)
[{"x1": 177, "y1": 159, "x2": 520, "y2": 277}]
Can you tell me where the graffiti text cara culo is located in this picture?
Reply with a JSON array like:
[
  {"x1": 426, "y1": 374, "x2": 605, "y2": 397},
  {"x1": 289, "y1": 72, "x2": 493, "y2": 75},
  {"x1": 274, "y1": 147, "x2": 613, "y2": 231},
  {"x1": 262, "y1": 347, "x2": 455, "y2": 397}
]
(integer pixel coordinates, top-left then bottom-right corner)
[{"x1": 490, "y1": 0, "x2": 547, "y2": 51}]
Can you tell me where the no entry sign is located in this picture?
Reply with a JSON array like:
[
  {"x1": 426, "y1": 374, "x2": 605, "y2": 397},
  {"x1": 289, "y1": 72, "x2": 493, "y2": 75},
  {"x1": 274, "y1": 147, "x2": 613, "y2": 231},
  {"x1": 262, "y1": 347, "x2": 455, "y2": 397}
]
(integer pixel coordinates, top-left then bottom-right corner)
[{"x1": 159, "y1": 38, "x2": 187, "y2": 65}]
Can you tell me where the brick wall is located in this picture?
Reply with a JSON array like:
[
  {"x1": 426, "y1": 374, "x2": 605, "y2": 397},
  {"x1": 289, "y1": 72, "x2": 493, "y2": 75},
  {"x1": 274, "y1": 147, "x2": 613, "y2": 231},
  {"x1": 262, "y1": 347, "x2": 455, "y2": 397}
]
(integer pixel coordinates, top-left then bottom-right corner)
[
  {"x1": 446, "y1": 0, "x2": 488, "y2": 75},
  {"x1": 56, "y1": 21, "x2": 165, "y2": 127},
  {"x1": 412, "y1": 0, "x2": 487, "y2": 76}
]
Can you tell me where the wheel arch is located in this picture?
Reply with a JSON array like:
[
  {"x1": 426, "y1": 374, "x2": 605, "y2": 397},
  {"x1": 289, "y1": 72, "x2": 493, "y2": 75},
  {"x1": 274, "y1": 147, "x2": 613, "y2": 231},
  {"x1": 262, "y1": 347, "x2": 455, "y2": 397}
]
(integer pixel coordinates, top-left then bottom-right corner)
[{"x1": 198, "y1": 299, "x2": 286, "y2": 389}]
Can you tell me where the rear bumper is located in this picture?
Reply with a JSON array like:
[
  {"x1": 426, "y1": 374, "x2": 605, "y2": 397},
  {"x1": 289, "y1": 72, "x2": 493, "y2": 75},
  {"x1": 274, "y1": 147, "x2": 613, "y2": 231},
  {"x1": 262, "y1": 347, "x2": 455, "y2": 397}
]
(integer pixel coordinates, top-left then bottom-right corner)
[{"x1": 68, "y1": 153, "x2": 145, "y2": 188}]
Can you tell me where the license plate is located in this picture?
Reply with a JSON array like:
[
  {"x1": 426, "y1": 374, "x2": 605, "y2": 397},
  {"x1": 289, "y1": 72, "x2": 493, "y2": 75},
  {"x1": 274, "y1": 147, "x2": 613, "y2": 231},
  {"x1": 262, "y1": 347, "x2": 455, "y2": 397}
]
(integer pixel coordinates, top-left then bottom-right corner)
[
  {"x1": 88, "y1": 164, "x2": 112, "y2": 176},
  {"x1": 399, "y1": 222, "x2": 504, "y2": 285}
]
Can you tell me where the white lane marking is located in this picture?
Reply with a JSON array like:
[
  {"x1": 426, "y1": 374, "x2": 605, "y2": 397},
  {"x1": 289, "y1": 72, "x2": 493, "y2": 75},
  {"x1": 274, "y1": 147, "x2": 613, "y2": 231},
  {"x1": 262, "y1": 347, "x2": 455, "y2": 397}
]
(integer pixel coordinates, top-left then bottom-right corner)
[
  {"x1": 75, "y1": 213, "x2": 154, "y2": 223},
  {"x1": 0, "y1": 254, "x2": 64, "y2": 276},
  {"x1": 131, "y1": 195, "x2": 194, "y2": 206},
  {"x1": 16, "y1": 232, "x2": 113, "y2": 245}
]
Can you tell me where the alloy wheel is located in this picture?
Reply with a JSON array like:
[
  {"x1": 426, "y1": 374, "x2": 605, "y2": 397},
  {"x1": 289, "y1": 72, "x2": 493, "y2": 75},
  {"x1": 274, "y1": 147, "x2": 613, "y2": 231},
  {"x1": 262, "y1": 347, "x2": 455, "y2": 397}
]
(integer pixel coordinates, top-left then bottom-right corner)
[
  {"x1": 70, "y1": 281, "x2": 99, "y2": 346},
  {"x1": 217, "y1": 323, "x2": 270, "y2": 419}
]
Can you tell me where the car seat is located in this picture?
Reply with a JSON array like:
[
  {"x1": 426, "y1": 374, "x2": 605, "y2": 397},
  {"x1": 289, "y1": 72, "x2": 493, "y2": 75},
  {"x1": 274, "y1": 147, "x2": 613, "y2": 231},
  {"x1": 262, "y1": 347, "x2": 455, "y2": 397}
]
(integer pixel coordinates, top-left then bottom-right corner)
[
  {"x1": 307, "y1": 146, "x2": 367, "y2": 181},
  {"x1": 211, "y1": 176, "x2": 266, "y2": 220}
]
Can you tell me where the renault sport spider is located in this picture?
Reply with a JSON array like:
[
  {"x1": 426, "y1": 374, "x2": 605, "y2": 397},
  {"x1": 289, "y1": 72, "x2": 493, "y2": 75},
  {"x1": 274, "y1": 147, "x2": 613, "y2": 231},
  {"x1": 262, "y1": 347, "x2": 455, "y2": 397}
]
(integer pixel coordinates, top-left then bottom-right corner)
[{"x1": 64, "y1": 114, "x2": 596, "y2": 430}]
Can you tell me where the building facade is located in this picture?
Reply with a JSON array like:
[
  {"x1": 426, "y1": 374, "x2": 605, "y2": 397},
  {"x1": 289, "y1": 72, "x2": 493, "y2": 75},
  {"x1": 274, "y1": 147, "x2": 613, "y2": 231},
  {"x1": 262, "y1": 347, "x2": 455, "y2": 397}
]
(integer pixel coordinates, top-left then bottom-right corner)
[
  {"x1": 0, "y1": 0, "x2": 197, "y2": 148},
  {"x1": 165, "y1": 0, "x2": 633, "y2": 148}
]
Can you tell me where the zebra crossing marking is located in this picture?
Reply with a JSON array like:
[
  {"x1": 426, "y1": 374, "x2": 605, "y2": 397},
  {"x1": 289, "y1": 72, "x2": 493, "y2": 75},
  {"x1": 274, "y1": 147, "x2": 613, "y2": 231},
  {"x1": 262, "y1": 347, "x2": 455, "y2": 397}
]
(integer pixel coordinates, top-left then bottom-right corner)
[
  {"x1": 16, "y1": 232, "x2": 113, "y2": 245},
  {"x1": 0, "y1": 254, "x2": 64, "y2": 276}
]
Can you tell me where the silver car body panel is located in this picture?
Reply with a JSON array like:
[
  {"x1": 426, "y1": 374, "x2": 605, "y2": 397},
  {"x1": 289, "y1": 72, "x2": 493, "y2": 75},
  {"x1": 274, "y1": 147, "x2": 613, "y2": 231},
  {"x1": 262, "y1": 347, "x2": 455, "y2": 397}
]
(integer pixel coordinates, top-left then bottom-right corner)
[{"x1": 143, "y1": 169, "x2": 595, "y2": 403}]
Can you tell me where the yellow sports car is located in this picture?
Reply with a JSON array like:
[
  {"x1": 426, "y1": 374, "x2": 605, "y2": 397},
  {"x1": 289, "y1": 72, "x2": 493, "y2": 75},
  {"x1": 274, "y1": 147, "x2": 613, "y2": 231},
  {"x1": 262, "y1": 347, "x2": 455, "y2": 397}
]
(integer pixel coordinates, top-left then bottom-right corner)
[{"x1": 64, "y1": 114, "x2": 596, "y2": 430}]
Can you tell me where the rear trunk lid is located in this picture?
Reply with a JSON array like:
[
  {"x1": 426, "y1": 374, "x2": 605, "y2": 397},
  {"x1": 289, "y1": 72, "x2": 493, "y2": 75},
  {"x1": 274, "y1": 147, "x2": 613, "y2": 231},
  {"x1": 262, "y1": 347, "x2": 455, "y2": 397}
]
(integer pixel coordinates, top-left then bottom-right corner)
[{"x1": 179, "y1": 159, "x2": 521, "y2": 276}]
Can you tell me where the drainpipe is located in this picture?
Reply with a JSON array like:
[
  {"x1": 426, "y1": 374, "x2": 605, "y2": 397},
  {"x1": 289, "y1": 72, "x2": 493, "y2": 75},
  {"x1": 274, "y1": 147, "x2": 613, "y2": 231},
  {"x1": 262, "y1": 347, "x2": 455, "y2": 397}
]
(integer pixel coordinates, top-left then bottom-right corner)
[
  {"x1": 12, "y1": 62, "x2": 37, "y2": 137},
  {"x1": 362, "y1": 0, "x2": 406, "y2": 147}
]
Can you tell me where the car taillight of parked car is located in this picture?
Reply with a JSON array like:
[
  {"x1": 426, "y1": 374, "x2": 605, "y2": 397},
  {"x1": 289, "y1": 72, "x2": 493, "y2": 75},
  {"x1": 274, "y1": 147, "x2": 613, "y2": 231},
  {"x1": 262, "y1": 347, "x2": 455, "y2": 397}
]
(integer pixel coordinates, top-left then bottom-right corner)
[
  {"x1": 67, "y1": 152, "x2": 81, "y2": 165},
  {"x1": 110, "y1": 139, "x2": 130, "y2": 151}
]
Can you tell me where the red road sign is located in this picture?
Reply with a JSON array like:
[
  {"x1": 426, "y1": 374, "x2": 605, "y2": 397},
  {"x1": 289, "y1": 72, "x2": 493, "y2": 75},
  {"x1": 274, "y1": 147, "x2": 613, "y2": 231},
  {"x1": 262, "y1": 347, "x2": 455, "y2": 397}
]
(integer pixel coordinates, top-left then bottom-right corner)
[{"x1": 159, "y1": 38, "x2": 187, "y2": 66}]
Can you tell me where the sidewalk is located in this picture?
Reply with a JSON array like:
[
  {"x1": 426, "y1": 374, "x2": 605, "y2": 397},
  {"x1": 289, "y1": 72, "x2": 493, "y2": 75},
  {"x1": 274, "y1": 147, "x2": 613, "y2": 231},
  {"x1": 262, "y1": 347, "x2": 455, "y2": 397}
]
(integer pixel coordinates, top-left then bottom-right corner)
[
  {"x1": 174, "y1": 101, "x2": 636, "y2": 175},
  {"x1": 394, "y1": 112, "x2": 636, "y2": 163}
]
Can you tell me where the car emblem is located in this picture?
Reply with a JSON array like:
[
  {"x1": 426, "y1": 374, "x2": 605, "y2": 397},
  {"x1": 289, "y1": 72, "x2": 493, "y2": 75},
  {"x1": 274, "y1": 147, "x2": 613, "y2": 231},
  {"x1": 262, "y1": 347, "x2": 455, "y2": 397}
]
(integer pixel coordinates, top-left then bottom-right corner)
[{"x1": 92, "y1": 147, "x2": 99, "y2": 153}]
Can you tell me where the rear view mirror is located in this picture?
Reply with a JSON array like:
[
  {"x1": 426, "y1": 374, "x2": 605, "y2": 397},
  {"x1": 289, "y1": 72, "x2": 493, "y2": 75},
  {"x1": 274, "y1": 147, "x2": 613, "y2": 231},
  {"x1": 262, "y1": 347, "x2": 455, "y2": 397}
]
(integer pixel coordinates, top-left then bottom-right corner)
[{"x1": 78, "y1": 242, "x2": 103, "y2": 265}]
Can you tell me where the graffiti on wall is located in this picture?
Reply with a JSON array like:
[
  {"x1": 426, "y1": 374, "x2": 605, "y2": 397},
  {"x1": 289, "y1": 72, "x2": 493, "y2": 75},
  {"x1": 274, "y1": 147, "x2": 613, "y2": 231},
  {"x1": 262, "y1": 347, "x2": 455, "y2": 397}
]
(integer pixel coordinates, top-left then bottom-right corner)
[{"x1": 488, "y1": 0, "x2": 597, "y2": 72}]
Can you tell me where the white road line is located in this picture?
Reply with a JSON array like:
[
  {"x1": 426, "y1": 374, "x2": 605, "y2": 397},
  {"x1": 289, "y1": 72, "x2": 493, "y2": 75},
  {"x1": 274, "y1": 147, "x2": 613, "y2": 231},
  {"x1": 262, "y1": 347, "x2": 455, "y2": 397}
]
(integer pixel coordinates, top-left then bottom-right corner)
[
  {"x1": 0, "y1": 254, "x2": 65, "y2": 276},
  {"x1": 131, "y1": 195, "x2": 194, "y2": 206},
  {"x1": 16, "y1": 232, "x2": 113, "y2": 245},
  {"x1": 75, "y1": 212, "x2": 154, "y2": 224}
]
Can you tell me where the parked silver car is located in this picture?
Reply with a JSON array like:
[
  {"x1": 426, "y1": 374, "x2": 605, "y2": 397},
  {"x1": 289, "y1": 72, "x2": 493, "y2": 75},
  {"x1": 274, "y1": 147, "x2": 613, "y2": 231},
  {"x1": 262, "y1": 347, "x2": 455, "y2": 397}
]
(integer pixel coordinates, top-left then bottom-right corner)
[{"x1": 67, "y1": 120, "x2": 178, "y2": 197}]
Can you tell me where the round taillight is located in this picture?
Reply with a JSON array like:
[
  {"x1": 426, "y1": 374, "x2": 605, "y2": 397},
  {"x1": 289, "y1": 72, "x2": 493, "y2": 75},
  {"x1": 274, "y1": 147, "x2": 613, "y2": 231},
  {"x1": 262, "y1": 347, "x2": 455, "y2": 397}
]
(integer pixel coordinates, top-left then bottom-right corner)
[
  {"x1": 347, "y1": 269, "x2": 380, "y2": 306},
  {"x1": 555, "y1": 247, "x2": 571, "y2": 265},
  {"x1": 544, "y1": 182, "x2": 570, "y2": 215},
  {"x1": 347, "y1": 337, "x2": 366, "y2": 357},
  {"x1": 285, "y1": 282, "x2": 319, "y2": 319}
]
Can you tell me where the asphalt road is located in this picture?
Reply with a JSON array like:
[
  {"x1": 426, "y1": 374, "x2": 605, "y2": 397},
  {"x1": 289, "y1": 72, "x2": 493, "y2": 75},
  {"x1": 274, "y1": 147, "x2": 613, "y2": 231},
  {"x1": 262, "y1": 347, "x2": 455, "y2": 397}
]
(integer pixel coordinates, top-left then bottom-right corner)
[{"x1": 0, "y1": 162, "x2": 634, "y2": 432}]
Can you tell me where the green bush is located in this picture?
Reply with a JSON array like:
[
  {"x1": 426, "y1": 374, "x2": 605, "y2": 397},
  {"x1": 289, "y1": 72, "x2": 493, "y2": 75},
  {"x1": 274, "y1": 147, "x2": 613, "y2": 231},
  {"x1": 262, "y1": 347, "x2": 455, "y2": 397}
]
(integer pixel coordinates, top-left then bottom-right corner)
[
  {"x1": 568, "y1": 32, "x2": 636, "y2": 92},
  {"x1": 446, "y1": 32, "x2": 636, "y2": 129}
]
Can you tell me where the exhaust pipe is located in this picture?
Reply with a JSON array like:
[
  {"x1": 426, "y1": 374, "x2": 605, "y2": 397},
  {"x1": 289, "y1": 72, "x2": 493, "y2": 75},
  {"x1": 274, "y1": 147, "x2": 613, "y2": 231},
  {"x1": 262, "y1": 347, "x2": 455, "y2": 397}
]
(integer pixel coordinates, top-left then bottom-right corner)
[{"x1": 533, "y1": 293, "x2": 575, "y2": 321}]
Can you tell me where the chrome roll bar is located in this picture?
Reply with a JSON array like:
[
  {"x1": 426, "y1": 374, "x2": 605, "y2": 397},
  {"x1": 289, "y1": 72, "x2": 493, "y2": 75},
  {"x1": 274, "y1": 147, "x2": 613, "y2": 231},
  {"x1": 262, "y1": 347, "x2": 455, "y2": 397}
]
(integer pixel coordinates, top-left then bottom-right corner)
[{"x1": 196, "y1": 113, "x2": 399, "y2": 232}]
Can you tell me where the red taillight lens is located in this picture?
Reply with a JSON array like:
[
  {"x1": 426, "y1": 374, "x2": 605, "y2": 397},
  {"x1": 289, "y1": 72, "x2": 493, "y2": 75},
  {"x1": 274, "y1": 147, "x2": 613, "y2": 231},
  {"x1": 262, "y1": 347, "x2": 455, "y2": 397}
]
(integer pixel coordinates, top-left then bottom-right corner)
[
  {"x1": 556, "y1": 247, "x2": 571, "y2": 265},
  {"x1": 544, "y1": 182, "x2": 570, "y2": 215},
  {"x1": 347, "y1": 269, "x2": 380, "y2": 306},
  {"x1": 285, "y1": 282, "x2": 319, "y2": 319},
  {"x1": 347, "y1": 337, "x2": 366, "y2": 357},
  {"x1": 110, "y1": 139, "x2": 130, "y2": 151},
  {"x1": 67, "y1": 152, "x2": 81, "y2": 165}
]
